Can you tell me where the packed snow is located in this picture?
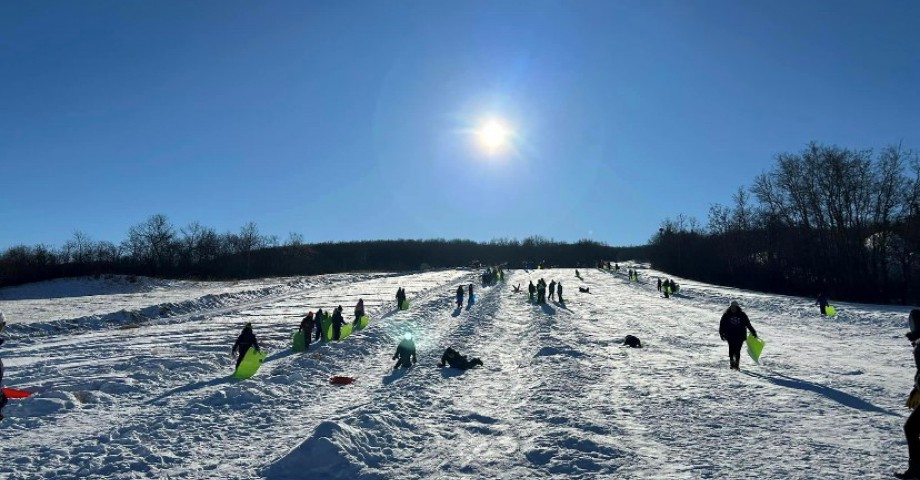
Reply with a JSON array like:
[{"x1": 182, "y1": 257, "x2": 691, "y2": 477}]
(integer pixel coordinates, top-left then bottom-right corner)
[{"x1": 0, "y1": 268, "x2": 915, "y2": 479}]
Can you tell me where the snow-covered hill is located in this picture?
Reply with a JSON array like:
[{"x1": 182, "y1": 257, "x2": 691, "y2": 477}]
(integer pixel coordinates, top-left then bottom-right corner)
[{"x1": 0, "y1": 268, "x2": 914, "y2": 479}]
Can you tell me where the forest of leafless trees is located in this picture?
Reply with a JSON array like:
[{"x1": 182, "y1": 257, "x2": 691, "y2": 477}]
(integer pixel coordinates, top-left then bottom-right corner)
[
  {"x1": 651, "y1": 142, "x2": 920, "y2": 304},
  {"x1": 0, "y1": 215, "x2": 646, "y2": 288}
]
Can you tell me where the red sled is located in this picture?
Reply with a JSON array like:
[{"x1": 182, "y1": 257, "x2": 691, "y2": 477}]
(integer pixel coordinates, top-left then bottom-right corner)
[
  {"x1": 2, "y1": 387, "x2": 33, "y2": 399},
  {"x1": 329, "y1": 376, "x2": 355, "y2": 385}
]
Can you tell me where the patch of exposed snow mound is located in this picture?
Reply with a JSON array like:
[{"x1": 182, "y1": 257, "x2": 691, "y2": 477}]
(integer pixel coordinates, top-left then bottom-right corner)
[{"x1": 263, "y1": 421, "x2": 382, "y2": 480}]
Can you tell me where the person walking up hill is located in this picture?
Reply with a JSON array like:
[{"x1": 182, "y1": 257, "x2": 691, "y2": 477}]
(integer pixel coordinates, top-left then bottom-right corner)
[{"x1": 719, "y1": 301, "x2": 757, "y2": 371}]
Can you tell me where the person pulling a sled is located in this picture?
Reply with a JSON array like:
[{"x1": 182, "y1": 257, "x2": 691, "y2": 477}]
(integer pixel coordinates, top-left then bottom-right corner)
[
  {"x1": 354, "y1": 299, "x2": 365, "y2": 326},
  {"x1": 231, "y1": 323, "x2": 260, "y2": 369}
]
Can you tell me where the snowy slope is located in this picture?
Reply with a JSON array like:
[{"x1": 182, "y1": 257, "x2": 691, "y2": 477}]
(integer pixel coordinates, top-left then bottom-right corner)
[{"x1": 0, "y1": 268, "x2": 915, "y2": 479}]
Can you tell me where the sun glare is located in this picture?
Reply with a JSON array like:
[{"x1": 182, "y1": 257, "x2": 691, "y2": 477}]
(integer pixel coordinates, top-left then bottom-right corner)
[{"x1": 476, "y1": 119, "x2": 511, "y2": 154}]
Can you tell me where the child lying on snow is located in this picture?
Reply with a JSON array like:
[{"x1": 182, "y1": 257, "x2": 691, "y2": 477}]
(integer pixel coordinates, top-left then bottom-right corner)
[{"x1": 438, "y1": 347, "x2": 483, "y2": 370}]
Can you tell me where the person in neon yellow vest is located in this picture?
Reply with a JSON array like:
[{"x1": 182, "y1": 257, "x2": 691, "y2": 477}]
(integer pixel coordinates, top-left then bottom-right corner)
[{"x1": 718, "y1": 301, "x2": 757, "y2": 371}]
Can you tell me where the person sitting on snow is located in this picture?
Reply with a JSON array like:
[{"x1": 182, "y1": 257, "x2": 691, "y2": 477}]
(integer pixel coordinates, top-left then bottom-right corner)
[
  {"x1": 438, "y1": 347, "x2": 483, "y2": 370},
  {"x1": 231, "y1": 323, "x2": 260, "y2": 369},
  {"x1": 392, "y1": 333, "x2": 417, "y2": 370}
]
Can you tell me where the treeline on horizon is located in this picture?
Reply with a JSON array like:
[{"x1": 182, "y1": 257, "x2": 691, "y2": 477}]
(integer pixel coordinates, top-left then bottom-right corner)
[
  {"x1": 651, "y1": 142, "x2": 920, "y2": 305},
  {"x1": 0, "y1": 218, "x2": 648, "y2": 288}
]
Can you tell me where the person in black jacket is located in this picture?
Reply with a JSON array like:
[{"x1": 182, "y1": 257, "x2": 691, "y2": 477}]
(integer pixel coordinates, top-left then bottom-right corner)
[
  {"x1": 299, "y1": 312, "x2": 316, "y2": 350},
  {"x1": 396, "y1": 288, "x2": 406, "y2": 309},
  {"x1": 816, "y1": 293, "x2": 829, "y2": 315},
  {"x1": 392, "y1": 334, "x2": 417, "y2": 370},
  {"x1": 899, "y1": 310, "x2": 920, "y2": 479},
  {"x1": 468, "y1": 284, "x2": 474, "y2": 303},
  {"x1": 314, "y1": 308, "x2": 325, "y2": 341},
  {"x1": 331, "y1": 306, "x2": 345, "y2": 340},
  {"x1": 354, "y1": 299, "x2": 365, "y2": 326},
  {"x1": 456, "y1": 285, "x2": 465, "y2": 308},
  {"x1": 438, "y1": 347, "x2": 483, "y2": 370},
  {"x1": 557, "y1": 281, "x2": 563, "y2": 303},
  {"x1": 719, "y1": 301, "x2": 757, "y2": 370},
  {"x1": 231, "y1": 323, "x2": 260, "y2": 369},
  {"x1": 0, "y1": 336, "x2": 7, "y2": 421},
  {"x1": 528, "y1": 281, "x2": 536, "y2": 302}
]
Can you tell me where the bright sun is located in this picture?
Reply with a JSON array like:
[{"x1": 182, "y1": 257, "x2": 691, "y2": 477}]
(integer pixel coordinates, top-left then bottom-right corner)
[{"x1": 476, "y1": 119, "x2": 511, "y2": 154}]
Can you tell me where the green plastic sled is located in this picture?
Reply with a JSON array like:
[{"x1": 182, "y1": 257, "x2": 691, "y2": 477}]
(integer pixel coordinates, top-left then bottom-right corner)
[
  {"x1": 825, "y1": 305, "x2": 836, "y2": 316},
  {"x1": 321, "y1": 314, "x2": 333, "y2": 341},
  {"x1": 337, "y1": 322, "x2": 354, "y2": 341},
  {"x1": 234, "y1": 348, "x2": 267, "y2": 379},
  {"x1": 400, "y1": 300, "x2": 409, "y2": 311},
  {"x1": 292, "y1": 330, "x2": 306, "y2": 352},
  {"x1": 747, "y1": 335, "x2": 765, "y2": 364},
  {"x1": 356, "y1": 315, "x2": 369, "y2": 330}
]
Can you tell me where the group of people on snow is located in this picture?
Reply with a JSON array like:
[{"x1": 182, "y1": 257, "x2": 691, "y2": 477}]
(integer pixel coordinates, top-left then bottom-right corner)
[
  {"x1": 527, "y1": 278, "x2": 564, "y2": 304},
  {"x1": 481, "y1": 267, "x2": 503, "y2": 286},
  {"x1": 456, "y1": 284, "x2": 474, "y2": 308},
  {"x1": 657, "y1": 278, "x2": 678, "y2": 298},
  {"x1": 390, "y1": 334, "x2": 481, "y2": 372},
  {"x1": 396, "y1": 287, "x2": 407, "y2": 309}
]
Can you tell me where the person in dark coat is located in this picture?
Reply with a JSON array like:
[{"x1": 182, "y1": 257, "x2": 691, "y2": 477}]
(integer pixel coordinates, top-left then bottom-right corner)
[
  {"x1": 663, "y1": 279, "x2": 671, "y2": 298},
  {"x1": 528, "y1": 281, "x2": 536, "y2": 302},
  {"x1": 719, "y1": 301, "x2": 757, "y2": 370},
  {"x1": 231, "y1": 323, "x2": 260, "y2": 369},
  {"x1": 299, "y1": 312, "x2": 316, "y2": 349},
  {"x1": 899, "y1": 309, "x2": 920, "y2": 479},
  {"x1": 549, "y1": 280, "x2": 557, "y2": 301},
  {"x1": 468, "y1": 284, "x2": 474, "y2": 302},
  {"x1": 332, "y1": 306, "x2": 345, "y2": 340},
  {"x1": 314, "y1": 308, "x2": 325, "y2": 340},
  {"x1": 657, "y1": 278, "x2": 662, "y2": 292},
  {"x1": 557, "y1": 281, "x2": 563, "y2": 303},
  {"x1": 816, "y1": 293, "x2": 829, "y2": 315},
  {"x1": 438, "y1": 347, "x2": 483, "y2": 370},
  {"x1": 456, "y1": 285, "x2": 465, "y2": 308},
  {"x1": 396, "y1": 288, "x2": 407, "y2": 309},
  {"x1": 392, "y1": 334, "x2": 417, "y2": 370},
  {"x1": 354, "y1": 299, "x2": 365, "y2": 325},
  {"x1": 0, "y1": 335, "x2": 6, "y2": 421}
]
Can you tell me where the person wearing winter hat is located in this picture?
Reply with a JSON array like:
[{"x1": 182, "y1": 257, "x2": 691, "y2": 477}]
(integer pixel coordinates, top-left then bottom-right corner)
[
  {"x1": 392, "y1": 333, "x2": 417, "y2": 370},
  {"x1": 898, "y1": 309, "x2": 920, "y2": 479},
  {"x1": 299, "y1": 312, "x2": 317, "y2": 350},
  {"x1": 719, "y1": 301, "x2": 757, "y2": 370},
  {"x1": 231, "y1": 323, "x2": 260, "y2": 369}
]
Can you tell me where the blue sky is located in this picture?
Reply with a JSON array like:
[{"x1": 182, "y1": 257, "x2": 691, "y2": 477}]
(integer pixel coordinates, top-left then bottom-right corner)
[{"x1": 2, "y1": 0, "x2": 918, "y2": 250}]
